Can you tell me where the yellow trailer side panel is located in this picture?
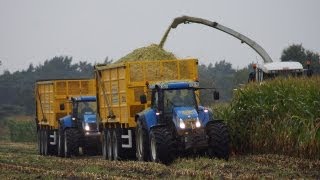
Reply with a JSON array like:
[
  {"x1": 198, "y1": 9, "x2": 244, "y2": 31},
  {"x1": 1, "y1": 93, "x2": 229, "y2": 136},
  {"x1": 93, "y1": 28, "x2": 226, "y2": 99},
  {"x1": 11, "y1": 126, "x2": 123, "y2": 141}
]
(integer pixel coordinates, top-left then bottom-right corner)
[
  {"x1": 96, "y1": 59, "x2": 198, "y2": 128},
  {"x1": 36, "y1": 79, "x2": 96, "y2": 128}
]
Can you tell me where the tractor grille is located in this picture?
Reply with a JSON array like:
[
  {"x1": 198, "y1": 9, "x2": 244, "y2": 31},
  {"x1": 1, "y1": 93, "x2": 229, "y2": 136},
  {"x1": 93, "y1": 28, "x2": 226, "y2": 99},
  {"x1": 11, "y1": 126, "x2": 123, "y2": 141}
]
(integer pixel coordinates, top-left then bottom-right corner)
[
  {"x1": 88, "y1": 123, "x2": 97, "y2": 131},
  {"x1": 184, "y1": 119, "x2": 197, "y2": 129}
]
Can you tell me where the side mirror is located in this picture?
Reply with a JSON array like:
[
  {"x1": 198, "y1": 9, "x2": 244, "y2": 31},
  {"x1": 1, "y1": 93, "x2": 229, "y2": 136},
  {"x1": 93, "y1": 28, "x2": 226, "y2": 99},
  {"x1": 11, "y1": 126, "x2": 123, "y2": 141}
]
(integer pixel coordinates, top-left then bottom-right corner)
[
  {"x1": 140, "y1": 94, "x2": 147, "y2": 104},
  {"x1": 59, "y1": 103, "x2": 65, "y2": 110},
  {"x1": 213, "y1": 91, "x2": 219, "y2": 100}
]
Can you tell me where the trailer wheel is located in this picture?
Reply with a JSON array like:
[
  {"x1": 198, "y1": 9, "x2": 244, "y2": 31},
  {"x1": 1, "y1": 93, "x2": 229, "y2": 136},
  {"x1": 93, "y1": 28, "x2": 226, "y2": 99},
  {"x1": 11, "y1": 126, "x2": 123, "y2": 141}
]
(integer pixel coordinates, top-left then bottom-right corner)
[
  {"x1": 106, "y1": 129, "x2": 113, "y2": 160},
  {"x1": 136, "y1": 120, "x2": 149, "y2": 161},
  {"x1": 57, "y1": 128, "x2": 64, "y2": 157},
  {"x1": 40, "y1": 129, "x2": 44, "y2": 155},
  {"x1": 64, "y1": 128, "x2": 79, "y2": 157},
  {"x1": 112, "y1": 128, "x2": 123, "y2": 160},
  {"x1": 43, "y1": 129, "x2": 48, "y2": 155},
  {"x1": 149, "y1": 127, "x2": 176, "y2": 165},
  {"x1": 41, "y1": 129, "x2": 45, "y2": 155},
  {"x1": 37, "y1": 129, "x2": 42, "y2": 155},
  {"x1": 206, "y1": 122, "x2": 230, "y2": 160},
  {"x1": 40, "y1": 129, "x2": 48, "y2": 156},
  {"x1": 102, "y1": 129, "x2": 108, "y2": 159}
]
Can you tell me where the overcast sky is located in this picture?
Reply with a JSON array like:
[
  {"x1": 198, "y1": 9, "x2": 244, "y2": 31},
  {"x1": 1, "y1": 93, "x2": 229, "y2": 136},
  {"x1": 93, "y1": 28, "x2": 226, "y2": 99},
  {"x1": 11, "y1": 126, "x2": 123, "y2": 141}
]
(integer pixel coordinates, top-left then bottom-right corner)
[{"x1": 0, "y1": 0, "x2": 319, "y2": 73}]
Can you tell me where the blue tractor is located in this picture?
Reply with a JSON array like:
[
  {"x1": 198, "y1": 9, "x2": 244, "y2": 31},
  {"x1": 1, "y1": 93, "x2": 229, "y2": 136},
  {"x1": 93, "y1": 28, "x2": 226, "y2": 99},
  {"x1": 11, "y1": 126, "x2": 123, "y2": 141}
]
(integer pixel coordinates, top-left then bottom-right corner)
[
  {"x1": 58, "y1": 96, "x2": 101, "y2": 157},
  {"x1": 136, "y1": 81, "x2": 230, "y2": 164}
]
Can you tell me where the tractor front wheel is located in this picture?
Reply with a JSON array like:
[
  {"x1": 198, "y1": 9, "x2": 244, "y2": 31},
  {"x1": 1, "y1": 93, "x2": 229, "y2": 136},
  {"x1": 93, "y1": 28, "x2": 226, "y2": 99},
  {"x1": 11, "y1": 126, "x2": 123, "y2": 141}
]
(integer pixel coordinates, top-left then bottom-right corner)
[
  {"x1": 149, "y1": 127, "x2": 176, "y2": 165},
  {"x1": 64, "y1": 128, "x2": 79, "y2": 157},
  {"x1": 206, "y1": 122, "x2": 230, "y2": 160}
]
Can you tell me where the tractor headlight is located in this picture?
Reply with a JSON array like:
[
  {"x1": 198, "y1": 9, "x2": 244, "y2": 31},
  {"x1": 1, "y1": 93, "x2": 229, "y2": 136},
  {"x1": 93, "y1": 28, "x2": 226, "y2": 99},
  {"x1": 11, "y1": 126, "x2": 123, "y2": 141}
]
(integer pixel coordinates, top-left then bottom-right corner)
[
  {"x1": 72, "y1": 117, "x2": 76, "y2": 121},
  {"x1": 84, "y1": 124, "x2": 90, "y2": 131},
  {"x1": 179, "y1": 118, "x2": 186, "y2": 129},
  {"x1": 195, "y1": 118, "x2": 201, "y2": 128}
]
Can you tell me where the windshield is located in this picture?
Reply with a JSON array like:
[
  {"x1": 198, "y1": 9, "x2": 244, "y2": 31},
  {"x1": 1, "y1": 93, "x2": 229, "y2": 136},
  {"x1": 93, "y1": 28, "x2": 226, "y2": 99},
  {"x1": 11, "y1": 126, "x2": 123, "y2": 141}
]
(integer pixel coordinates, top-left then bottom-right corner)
[
  {"x1": 263, "y1": 70, "x2": 302, "y2": 80},
  {"x1": 163, "y1": 89, "x2": 197, "y2": 112},
  {"x1": 77, "y1": 101, "x2": 97, "y2": 116}
]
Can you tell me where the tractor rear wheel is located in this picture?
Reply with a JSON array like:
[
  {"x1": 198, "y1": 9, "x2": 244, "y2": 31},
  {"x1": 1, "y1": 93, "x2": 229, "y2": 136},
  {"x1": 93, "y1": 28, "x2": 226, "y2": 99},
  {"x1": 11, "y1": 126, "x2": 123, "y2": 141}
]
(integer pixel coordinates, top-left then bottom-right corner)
[
  {"x1": 136, "y1": 120, "x2": 149, "y2": 161},
  {"x1": 149, "y1": 127, "x2": 176, "y2": 165},
  {"x1": 206, "y1": 122, "x2": 230, "y2": 160}
]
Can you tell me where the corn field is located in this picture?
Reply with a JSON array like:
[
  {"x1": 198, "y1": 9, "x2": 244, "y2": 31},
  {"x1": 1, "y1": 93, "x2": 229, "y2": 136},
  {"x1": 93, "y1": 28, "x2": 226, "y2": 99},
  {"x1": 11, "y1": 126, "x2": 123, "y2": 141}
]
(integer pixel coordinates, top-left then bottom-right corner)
[
  {"x1": 220, "y1": 76, "x2": 320, "y2": 159},
  {"x1": 5, "y1": 118, "x2": 36, "y2": 142}
]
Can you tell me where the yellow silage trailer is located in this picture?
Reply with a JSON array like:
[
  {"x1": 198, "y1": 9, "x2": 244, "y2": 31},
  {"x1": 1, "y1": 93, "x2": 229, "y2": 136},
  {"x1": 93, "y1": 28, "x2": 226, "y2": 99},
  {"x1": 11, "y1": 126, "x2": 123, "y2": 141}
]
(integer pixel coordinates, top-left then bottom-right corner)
[
  {"x1": 35, "y1": 79, "x2": 96, "y2": 156},
  {"x1": 95, "y1": 59, "x2": 199, "y2": 160}
]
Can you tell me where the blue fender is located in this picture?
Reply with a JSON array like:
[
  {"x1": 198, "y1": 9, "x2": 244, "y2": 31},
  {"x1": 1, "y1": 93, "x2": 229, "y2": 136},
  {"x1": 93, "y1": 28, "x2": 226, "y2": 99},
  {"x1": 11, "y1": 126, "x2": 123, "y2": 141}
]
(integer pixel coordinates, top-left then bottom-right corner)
[
  {"x1": 59, "y1": 115, "x2": 74, "y2": 130},
  {"x1": 136, "y1": 108, "x2": 158, "y2": 132},
  {"x1": 198, "y1": 106, "x2": 214, "y2": 127}
]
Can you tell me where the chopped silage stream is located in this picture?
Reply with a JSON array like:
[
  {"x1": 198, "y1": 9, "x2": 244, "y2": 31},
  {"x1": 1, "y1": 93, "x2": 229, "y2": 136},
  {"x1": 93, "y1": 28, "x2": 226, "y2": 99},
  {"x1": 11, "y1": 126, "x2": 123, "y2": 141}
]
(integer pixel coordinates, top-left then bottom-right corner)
[
  {"x1": 115, "y1": 44, "x2": 177, "y2": 63},
  {"x1": 0, "y1": 141, "x2": 319, "y2": 179}
]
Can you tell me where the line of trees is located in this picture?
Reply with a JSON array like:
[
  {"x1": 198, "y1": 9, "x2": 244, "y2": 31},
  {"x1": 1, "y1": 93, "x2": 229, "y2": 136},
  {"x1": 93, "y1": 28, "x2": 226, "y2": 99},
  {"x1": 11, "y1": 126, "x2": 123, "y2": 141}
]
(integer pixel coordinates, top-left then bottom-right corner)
[
  {"x1": 0, "y1": 44, "x2": 319, "y2": 117},
  {"x1": 0, "y1": 56, "x2": 96, "y2": 116}
]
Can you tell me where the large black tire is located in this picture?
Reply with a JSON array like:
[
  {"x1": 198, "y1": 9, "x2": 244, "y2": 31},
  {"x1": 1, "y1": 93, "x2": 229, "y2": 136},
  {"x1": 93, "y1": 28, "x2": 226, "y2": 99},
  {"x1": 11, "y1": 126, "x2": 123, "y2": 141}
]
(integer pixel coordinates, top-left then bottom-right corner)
[
  {"x1": 101, "y1": 129, "x2": 108, "y2": 160},
  {"x1": 206, "y1": 122, "x2": 230, "y2": 160},
  {"x1": 136, "y1": 120, "x2": 150, "y2": 161},
  {"x1": 64, "y1": 128, "x2": 80, "y2": 158},
  {"x1": 112, "y1": 128, "x2": 124, "y2": 160},
  {"x1": 83, "y1": 139, "x2": 100, "y2": 156},
  {"x1": 57, "y1": 128, "x2": 64, "y2": 157},
  {"x1": 43, "y1": 129, "x2": 48, "y2": 155},
  {"x1": 106, "y1": 129, "x2": 113, "y2": 160},
  {"x1": 37, "y1": 129, "x2": 42, "y2": 155},
  {"x1": 149, "y1": 127, "x2": 176, "y2": 165}
]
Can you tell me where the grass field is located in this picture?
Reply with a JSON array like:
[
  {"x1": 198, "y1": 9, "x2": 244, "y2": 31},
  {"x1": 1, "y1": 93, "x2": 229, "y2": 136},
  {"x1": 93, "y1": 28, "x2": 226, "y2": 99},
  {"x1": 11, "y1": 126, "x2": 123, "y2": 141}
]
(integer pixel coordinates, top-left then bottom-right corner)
[{"x1": 0, "y1": 141, "x2": 319, "y2": 179}]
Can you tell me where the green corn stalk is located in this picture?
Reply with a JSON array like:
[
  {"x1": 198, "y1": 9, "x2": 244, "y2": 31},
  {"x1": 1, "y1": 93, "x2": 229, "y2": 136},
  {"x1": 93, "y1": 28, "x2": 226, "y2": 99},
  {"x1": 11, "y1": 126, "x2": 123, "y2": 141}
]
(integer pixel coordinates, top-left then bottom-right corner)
[{"x1": 218, "y1": 76, "x2": 320, "y2": 159}]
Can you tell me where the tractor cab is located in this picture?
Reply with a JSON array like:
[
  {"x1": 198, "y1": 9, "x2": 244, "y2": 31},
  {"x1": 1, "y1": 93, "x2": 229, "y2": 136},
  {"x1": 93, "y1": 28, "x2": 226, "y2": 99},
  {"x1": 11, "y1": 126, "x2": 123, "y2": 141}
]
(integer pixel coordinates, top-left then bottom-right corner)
[
  {"x1": 150, "y1": 82, "x2": 200, "y2": 128},
  {"x1": 71, "y1": 96, "x2": 98, "y2": 134},
  {"x1": 60, "y1": 96, "x2": 98, "y2": 134},
  {"x1": 140, "y1": 81, "x2": 218, "y2": 132}
]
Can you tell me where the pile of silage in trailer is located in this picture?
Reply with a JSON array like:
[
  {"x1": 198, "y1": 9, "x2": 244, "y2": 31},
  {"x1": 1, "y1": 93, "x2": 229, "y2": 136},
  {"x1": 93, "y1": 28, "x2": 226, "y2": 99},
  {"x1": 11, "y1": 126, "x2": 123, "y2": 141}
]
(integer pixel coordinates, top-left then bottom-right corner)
[
  {"x1": 226, "y1": 76, "x2": 320, "y2": 159},
  {"x1": 115, "y1": 44, "x2": 177, "y2": 63}
]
